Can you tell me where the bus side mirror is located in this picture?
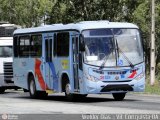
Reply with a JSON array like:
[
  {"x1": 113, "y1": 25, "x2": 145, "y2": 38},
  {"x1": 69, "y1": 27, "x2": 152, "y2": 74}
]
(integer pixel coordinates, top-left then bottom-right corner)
[{"x1": 79, "y1": 34, "x2": 85, "y2": 51}]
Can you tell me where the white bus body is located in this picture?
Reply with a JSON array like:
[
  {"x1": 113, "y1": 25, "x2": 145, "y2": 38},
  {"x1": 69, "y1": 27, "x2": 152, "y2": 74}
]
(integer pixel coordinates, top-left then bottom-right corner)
[
  {"x1": 0, "y1": 38, "x2": 14, "y2": 93},
  {"x1": 13, "y1": 21, "x2": 145, "y2": 100}
]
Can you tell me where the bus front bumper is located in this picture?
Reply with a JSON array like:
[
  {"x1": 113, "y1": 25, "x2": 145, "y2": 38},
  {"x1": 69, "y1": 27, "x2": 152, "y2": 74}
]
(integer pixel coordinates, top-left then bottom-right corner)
[
  {"x1": 84, "y1": 78, "x2": 145, "y2": 94},
  {"x1": 0, "y1": 75, "x2": 15, "y2": 87}
]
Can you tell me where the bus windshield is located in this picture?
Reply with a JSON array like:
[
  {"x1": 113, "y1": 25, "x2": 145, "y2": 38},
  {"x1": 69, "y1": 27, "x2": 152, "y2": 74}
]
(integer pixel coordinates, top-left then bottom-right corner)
[
  {"x1": 82, "y1": 28, "x2": 143, "y2": 67},
  {"x1": 0, "y1": 46, "x2": 13, "y2": 57}
]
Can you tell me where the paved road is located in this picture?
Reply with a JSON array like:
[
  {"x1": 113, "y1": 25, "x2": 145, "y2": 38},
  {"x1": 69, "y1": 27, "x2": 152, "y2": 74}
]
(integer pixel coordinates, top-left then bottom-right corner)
[{"x1": 0, "y1": 90, "x2": 160, "y2": 119}]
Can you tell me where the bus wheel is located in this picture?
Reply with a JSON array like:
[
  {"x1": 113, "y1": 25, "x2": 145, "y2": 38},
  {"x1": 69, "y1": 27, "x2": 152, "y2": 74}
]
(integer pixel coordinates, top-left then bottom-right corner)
[
  {"x1": 0, "y1": 87, "x2": 5, "y2": 94},
  {"x1": 29, "y1": 76, "x2": 38, "y2": 98},
  {"x1": 38, "y1": 91, "x2": 48, "y2": 99},
  {"x1": 65, "y1": 83, "x2": 75, "y2": 101},
  {"x1": 112, "y1": 93, "x2": 126, "y2": 101},
  {"x1": 76, "y1": 94, "x2": 88, "y2": 99},
  {"x1": 81, "y1": 94, "x2": 88, "y2": 97}
]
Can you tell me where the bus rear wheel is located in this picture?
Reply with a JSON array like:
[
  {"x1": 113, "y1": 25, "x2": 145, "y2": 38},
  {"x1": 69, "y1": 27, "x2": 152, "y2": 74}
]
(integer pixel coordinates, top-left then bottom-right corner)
[
  {"x1": 0, "y1": 87, "x2": 5, "y2": 94},
  {"x1": 112, "y1": 93, "x2": 126, "y2": 101},
  {"x1": 29, "y1": 76, "x2": 38, "y2": 98},
  {"x1": 28, "y1": 76, "x2": 48, "y2": 99}
]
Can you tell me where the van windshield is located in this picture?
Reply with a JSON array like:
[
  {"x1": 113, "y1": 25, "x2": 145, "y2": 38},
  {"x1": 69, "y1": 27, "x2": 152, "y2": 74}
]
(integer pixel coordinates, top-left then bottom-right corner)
[{"x1": 0, "y1": 46, "x2": 13, "y2": 57}]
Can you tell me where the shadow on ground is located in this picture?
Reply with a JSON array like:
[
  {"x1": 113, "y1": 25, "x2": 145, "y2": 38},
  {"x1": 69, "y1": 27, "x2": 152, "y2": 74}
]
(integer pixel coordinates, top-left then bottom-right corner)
[{"x1": 6, "y1": 91, "x2": 140, "y2": 103}]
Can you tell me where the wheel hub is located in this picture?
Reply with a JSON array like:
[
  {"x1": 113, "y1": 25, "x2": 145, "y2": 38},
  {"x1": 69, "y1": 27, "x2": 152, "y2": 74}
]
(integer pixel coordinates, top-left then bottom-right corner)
[
  {"x1": 65, "y1": 84, "x2": 71, "y2": 95},
  {"x1": 30, "y1": 80, "x2": 35, "y2": 95}
]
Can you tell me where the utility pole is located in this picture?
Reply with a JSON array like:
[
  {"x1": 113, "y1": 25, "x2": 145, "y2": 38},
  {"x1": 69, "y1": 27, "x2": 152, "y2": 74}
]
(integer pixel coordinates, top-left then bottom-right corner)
[{"x1": 150, "y1": 0, "x2": 155, "y2": 86}]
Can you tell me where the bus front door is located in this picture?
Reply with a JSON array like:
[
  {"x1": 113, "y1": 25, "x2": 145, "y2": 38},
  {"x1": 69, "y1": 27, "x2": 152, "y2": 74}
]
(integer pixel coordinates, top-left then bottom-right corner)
[{"x1": 72, "y1": 36, "x2": 80, "y2": 91}]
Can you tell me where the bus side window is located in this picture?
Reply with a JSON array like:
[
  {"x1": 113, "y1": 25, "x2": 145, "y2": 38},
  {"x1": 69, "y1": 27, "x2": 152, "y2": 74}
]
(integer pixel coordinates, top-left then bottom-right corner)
[
  {"x1": 19, "y1": 36, "x2": 30, "y2": 57},
  {"x1": 45, "y1": 39, "x2": 52, "y2": 62},
  {"x1": 30, "y1": 35, "x2": 42, "y2": 57},
  {"x1": 53, "y1": 34, "x2": 57, "y2": 56},
  {"x1": 45, "y1": 39, "x2": 49, "y2": 62},
  {"x1": 78, "y1": 37, "x2": 83, "y2": 70},
  {"x1": 56, "y1": 32, "x2": 69, "y2": 57}
]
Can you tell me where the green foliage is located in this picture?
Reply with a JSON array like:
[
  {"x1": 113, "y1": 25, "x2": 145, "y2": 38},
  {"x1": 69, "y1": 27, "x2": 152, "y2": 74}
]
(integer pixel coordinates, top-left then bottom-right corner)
[
  {"x1": 49, "y1": 0, "x2": 133, "y2": 23},
  {"x1": 132, "y1": 0, "x2": 160, "y2": 80},
  {"x1": 133, "y1": 0, "x2": 151, "y2": 65},
  {"x1": 49, "y1": 0, "x2": 140, "y2": 23},
  {"x1": 145, "y1": 78, "x2": 160, "y2": 95},
  {"x1": 0, "y1": 0, "x2": 54, "y2": 27}
]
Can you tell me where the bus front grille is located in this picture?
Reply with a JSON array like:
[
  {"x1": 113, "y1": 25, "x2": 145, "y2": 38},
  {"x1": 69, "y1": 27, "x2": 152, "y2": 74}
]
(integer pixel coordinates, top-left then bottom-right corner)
[
  {"x1": 100, "y1": 84, "x2": 133, "y2": 92},
  {"x1": 3, "y1": 62, "x2": 13, "y2": 83}
]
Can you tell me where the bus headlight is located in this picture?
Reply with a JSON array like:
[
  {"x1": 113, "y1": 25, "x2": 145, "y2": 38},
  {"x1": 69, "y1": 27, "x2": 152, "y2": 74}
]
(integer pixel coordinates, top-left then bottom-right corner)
[
  {"x1": 84, "y1": 73, "x2": 99, "y2": 82},
  {"x1": 135, "y1": 73, "x2": 144, "y2": 80}
]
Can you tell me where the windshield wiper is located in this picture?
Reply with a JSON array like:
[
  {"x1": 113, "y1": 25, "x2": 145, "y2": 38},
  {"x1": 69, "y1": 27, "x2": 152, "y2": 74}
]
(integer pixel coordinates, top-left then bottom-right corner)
[
  {"x1": 115, "y1": 38, "x2": 134, "y2": 68},
  {"x1": 99, "y1": 54, "x2": 110, "y2": 70},
  {"x1": 99, "y1": 37, "x2": 115, "y2": 70}
]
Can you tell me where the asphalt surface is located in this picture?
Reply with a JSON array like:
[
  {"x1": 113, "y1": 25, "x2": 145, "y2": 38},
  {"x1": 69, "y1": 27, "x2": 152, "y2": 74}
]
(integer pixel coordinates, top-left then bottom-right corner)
[{"x1": 0, "y1": 90, "x2": 160, "y2": 120}]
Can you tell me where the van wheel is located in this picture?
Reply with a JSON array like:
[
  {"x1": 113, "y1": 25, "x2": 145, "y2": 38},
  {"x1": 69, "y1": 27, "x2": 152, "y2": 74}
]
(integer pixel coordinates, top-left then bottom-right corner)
[
  {"x1": 0, "y1": 87, "x2": 5, "y2": 94},
  {"x1": 65, "y1": 83, "x2": 75, "y2": 101},
  {"x1": 112, "y1": 93, "x2": 126, "y2": 101},
  {"x1": 29, "y1": 76, "x2": 38, "y2": 98}
]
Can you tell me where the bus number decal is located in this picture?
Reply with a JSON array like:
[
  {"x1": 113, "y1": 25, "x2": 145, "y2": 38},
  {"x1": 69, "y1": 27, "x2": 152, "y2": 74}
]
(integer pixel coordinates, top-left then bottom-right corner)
[{"x1": 100, "y1": 75, "x2": 111, "y2": 80}]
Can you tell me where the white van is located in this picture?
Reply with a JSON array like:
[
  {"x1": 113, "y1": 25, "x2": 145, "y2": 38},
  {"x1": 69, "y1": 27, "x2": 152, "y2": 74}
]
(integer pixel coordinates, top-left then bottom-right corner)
[{"x1": 0, "y1": 23, "x2": 19, "y2": 93}]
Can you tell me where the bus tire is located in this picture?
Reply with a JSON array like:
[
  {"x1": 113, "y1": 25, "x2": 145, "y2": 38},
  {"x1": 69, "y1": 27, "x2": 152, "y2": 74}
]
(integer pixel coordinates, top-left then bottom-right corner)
[
  {"x1": 38, "y1": 91, "x2": 48, "y2": 99},
  {"x1": 112, "y1": 93, "x2": 126, "y2": 101},
  {"x1": 76, "y1": 94, "x2": 88, "y2": 99},
  {"x1": 74, "y1": 94, "x2": 88, "y2": 101},
  {"x1": 65, "y1": 82, "x2": 75, "y2": 101},
  {"x1": 0, "y1": 87, "x2": 5, "y2": 94},
  {"x1": 81, "y1": 94, "x2": 88, "y2": 97},
  {"x1": 28, "y1": 76, "x2": 38, "y2": 98}
]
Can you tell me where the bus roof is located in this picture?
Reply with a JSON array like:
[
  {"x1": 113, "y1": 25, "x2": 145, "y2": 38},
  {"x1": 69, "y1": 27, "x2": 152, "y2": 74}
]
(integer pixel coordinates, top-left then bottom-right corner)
[{"x1": 13, "y1": 21, "x2": 139, "y2": 35}]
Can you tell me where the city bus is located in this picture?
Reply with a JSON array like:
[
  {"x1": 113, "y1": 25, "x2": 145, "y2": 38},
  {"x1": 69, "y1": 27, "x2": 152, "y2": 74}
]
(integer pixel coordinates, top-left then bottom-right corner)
[
  {"x1": 0, "y1": 22, "x2": 20, "y2": 93},
  {"x1": 13, "y1": 21, "x2": 145, "y2": 101}
]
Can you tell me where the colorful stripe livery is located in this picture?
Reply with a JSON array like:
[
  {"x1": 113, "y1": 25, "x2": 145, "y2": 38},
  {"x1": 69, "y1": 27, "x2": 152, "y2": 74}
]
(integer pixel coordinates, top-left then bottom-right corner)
[
  {"x1": 48, "y1": 62, "x2": 58, "y2": 91},
  {"x1": 35, "y1": 58, "x2": 49, "y2": 90},
  {"x1": 128, "y1": 70, "x2": 137, "y2": 78}
]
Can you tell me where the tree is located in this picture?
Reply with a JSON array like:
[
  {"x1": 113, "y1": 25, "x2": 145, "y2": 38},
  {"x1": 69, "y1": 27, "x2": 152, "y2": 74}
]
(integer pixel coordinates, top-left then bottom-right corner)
[
  {"x1": 133, "y1": 0, "x2": 150, "y2": 65},
  {"x1": 48, "y1": 0, "x2": 141, "y2": 23},
  {"x1": 0, "y1": 0, "x2": 54, "y2": 27},
  {"x1": 133, "y1": 0, "x2": 160, "y2": 77}
]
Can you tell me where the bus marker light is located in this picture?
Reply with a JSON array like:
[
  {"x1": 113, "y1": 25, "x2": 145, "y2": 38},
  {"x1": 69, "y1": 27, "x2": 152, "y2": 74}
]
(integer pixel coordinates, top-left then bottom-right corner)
[{"x1": 46, "y1": 90, "x2": 54, "y2": 94}]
